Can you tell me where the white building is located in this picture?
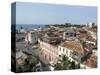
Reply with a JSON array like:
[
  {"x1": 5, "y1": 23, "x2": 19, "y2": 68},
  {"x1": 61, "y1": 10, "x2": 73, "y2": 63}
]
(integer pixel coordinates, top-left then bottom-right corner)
[
  {"x1": 87, "y1": 22, "x2": 96, "y2": 28},
  {"x1": 19, "y1": 28, "x2": 26, "y2": 33},
  {"x1": 58, "y1": 41, "x2": 84, "y2": 62},
  {"x1": 25, "y1": 31, "x2": 32, "y2": 44},
  {"x1": 63, "y1": 30, "x2": 78, "y2": 41}
]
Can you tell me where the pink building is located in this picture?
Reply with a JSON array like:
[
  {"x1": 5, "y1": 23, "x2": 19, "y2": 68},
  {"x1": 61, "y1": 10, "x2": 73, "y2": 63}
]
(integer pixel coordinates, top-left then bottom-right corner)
[
  {"x1": 38, "y1": 28, "x2": 63, "y2": 65},
  {"x1": 39, "y1": 40, "x2": 59, "y2": 65}
]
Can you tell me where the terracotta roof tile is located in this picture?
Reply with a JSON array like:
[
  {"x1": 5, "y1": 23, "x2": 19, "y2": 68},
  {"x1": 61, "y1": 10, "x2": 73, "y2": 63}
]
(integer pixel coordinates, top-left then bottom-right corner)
[{"x1": 61, "y1": 41, "x2": 84, "y2": 54}]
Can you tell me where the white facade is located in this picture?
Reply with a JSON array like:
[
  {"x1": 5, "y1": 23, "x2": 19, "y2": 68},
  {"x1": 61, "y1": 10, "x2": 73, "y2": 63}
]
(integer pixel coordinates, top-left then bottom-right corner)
[
  {"x1": 58, "y1": 46, "x2": 78, "y2": 62},
  {"x1": 58, "y1": 46, "x2": 71, "y2": 57},
  {"x1": 19, "y1": 29, "x2": 26, "y2": 33},
  {"x1": 28, "y1": 32, "x2": 32, "y2": 43},
  {"x1": 87, "y1": 22, "x2": 95, "y2": 28},
  {"x1": 58, "y1": 44, "x2": 83, "y2": 62},
  {"x1": 86, "y1": 40, "x2": 96, "y2": 45},
  {"x1": 89, "y1": 22, "x2": 92, "y2": 28},
  {"x1": 25, "y1": 32, "x2": 32, "y2": 43},
  {"x1": 63, "y1": 30, "x2": 77, "y2": 41}
]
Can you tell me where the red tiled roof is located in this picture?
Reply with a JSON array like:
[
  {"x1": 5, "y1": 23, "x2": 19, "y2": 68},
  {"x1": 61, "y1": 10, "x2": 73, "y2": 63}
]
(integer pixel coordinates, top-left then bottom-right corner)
[
  {"x1": 61, "y1": 41, "x2": 84, "y2": 54},
  {"x1": 84, "y1": 53, "x2": 97, "y2": 68},
  {"x1": 86, "y1": 36, "x2": 96, "y2": 42}
]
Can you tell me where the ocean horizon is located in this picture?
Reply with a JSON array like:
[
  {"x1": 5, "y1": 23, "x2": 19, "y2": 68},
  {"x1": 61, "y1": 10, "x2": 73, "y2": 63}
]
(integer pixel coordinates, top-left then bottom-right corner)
[{"x1": 16, "y1": 24, "x2": 48, "y2": 30}]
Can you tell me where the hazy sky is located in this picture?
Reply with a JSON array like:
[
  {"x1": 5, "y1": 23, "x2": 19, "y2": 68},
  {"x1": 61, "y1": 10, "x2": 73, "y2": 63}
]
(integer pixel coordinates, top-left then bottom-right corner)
[{"x1": 16, "y1": 2, "x2": 97, "y2": 25}]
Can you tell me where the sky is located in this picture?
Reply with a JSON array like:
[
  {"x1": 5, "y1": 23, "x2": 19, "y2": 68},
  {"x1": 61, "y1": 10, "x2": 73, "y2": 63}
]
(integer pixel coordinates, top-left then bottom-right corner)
[{"x1": 15, "y1": 2, "x2": 97, "y2": 25}]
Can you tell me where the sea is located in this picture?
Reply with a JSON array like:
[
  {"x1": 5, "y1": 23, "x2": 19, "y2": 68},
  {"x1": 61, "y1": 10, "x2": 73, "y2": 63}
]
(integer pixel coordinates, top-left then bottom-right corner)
[{"x1": 16, "y1": 24, "x2": 48, "y2": 30}]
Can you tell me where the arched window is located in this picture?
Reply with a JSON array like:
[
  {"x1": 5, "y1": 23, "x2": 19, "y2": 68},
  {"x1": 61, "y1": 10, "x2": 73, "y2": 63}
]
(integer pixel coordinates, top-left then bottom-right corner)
[
  {"x1": 63, "y1": 48, "x2": 65, "y2": 52},
  {"x1": 49, "y1": 56, "x2": 51, "y2": 61}
]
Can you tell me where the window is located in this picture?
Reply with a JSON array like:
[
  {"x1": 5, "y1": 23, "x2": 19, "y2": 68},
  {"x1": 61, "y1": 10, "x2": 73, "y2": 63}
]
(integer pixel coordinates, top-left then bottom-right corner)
[
  {"x1": 49, "y1": 56, "x2": 51, "y2": 61},
  {"x1": 73, "y1": 52, "x2": 77, "y2": 56},
  {"x1": 59, "y1": 55, "x2": 61, "y2": 57},
  {"x1": 45, "y1": 54, "x2": 46, "y2": 59},
  {"x1": 63, "y1": 48, "x2": 64, "y2": 52},
  {"x1": 60, "y1": 48, "x2": 61, "y2": 51},
  {"x1": 66, "y1": 50, "x2": 68, "y2": 53},
  {"x1": 65, "y1": 33, "x2": 68, "y2": 35}
]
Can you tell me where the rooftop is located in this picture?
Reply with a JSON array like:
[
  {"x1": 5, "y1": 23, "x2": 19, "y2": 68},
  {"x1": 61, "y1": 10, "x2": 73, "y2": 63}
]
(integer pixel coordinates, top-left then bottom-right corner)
[
  {"x1": 83, "y1": 52, "x2": 97, "y2": 68},
  {"x1": 39, "y1": 28, "x2": 64, "y2": 45},
  {"x1": 88, "y1": 27, "x2": 97, "y2": 33},
  {"x1": 16, "y1": 50, "x2": 27, "y2": 59},
  {"x1": 86, "y1": 35, "x2": 96, "y2": 42},
  {"x1": 61, "y1": 41, "x2": 84, "y2": 54}
]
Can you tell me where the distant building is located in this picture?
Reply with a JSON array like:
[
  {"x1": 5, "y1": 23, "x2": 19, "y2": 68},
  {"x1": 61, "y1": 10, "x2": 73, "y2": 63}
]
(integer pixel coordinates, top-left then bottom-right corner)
[
  {"x1": 19, "y1": 28, "x2": 26, "y2": 33},
  {"x1": 32, "y1": 31, "x2": 38, "y2": 44},
  {"x1": 63, "y1": 30, "x2": 78, "y2": 41},
  {"x1": 25, "y1": 31, "x2": 32, "y2": 44},
  {"x1": 89, "y1": 22, "x2": 93, "y2": 28},
  {"x1": 86, "y1": 22, "x2": 96, "y2": 28}
]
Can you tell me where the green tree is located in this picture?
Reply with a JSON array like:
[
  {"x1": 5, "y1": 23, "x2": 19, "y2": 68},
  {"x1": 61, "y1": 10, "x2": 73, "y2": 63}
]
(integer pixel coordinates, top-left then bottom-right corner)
[
  {"x1": 54, "y1": 55, "x2": 80, "y2": 70},
  {"x1": 23, "y1": 56, "x2": 38, "y2": 72},
  {"x1": 54, "y1": 63, "x2": 63, "y2": 70},
  {"x1": 75, "y1": 63, "x2": 80, "y2": 69},
  {"x1": 16, "y1": 56, "x2": 38, "y2": 72},
  {"x1": 70, "y1": 61, "x2": 75, "y2": 69},
  {"x1": 54, "y1": 55, "x2": 71, "y2": 70}
]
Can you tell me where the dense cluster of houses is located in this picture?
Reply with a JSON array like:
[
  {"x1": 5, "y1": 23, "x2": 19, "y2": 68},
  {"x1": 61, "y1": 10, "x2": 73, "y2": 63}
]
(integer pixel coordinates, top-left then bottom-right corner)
[
  {"x1": 15, "y1": 23, "x2": 97, "y2": 70},
  {"x1": 38, "y1": 25, "x2": 97, "y2": 68}
]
